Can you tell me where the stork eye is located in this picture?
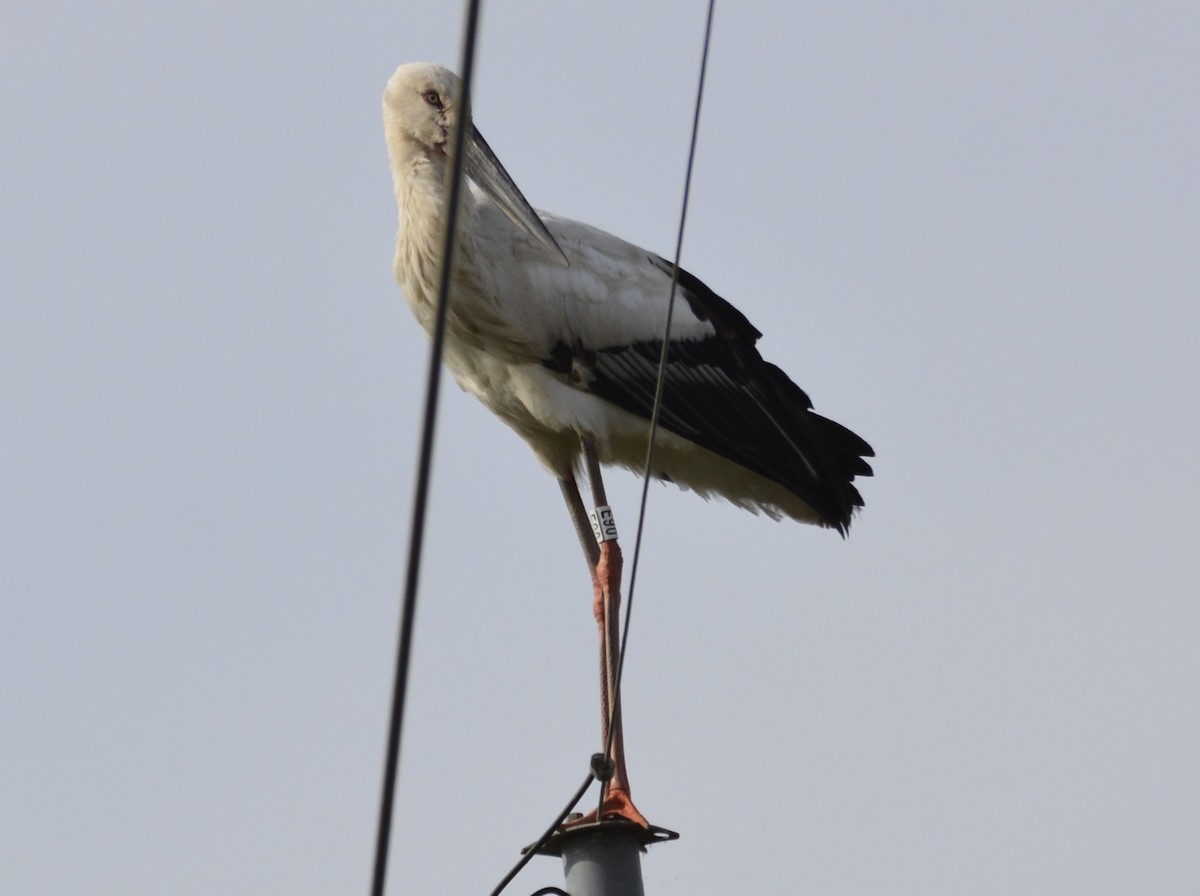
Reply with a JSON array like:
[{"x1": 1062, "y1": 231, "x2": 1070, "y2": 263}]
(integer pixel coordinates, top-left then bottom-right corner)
[{"x1": 422, "y1": 90, "x2": 443, "y2": 109}]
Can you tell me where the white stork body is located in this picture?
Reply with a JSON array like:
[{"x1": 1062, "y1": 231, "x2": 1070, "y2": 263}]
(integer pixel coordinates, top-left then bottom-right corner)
[
  {"x1": 403, "y1": 207, "x2": 829, "y2": 523},
  {"x1": 383, "y1": 61, "x2": 872, "y2": 829},
  {"x1": 384, "y1": 63, "x2": 872, "y2": 531}
]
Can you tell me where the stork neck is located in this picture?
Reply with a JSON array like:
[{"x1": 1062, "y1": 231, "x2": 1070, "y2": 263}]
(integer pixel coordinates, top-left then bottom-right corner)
[
  {"x1": 399, "y1": 161, "x2": 479, "y2": 243},
  {"x1": 390, "y1": 138, "x2": 481, "y2": 320},
  {"x1": 390, "y1": 137, "x2": 442, "y2": 217}
]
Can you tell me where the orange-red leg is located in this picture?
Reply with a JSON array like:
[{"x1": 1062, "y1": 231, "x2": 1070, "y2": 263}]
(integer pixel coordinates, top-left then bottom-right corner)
[
  {"x1": 554, "y1": 438, "x2": 649, "y2": 829},
  {"x1": 584, "y1": 537, "x2": 648, "y2": 827}
]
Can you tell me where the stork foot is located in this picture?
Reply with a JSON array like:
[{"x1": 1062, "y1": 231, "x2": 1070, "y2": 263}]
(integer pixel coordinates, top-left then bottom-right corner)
[{"x1": 565, "y1": 786, "x2": 650, "y2": 830}]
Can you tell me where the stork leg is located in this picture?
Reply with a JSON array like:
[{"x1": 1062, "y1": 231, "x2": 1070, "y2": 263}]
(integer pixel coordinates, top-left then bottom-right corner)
[
  {"x1": 558, "y1": 471, "x2": 599, "y2": 571},
  {"x1": 557, "y1": 439, "x2": 648, "y2": 829}
]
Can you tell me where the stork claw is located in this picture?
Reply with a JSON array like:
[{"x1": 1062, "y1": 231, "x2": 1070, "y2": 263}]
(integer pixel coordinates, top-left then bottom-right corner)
[{"x1": 564, "y1": 786, "x2": 650, "y2": 830}]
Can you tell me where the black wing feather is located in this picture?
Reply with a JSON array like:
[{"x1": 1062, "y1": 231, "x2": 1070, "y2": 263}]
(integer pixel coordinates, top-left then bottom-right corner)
[{"x1": 548, "y1": 256, "x2": 874, "y2": 532}]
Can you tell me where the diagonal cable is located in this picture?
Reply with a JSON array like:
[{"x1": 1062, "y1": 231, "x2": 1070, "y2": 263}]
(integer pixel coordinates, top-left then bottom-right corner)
[
  {"x1": 602, "y1": 0, "x2": 718, "y2": 775},
  {"x1": 487, "y1": 767, "x2": 598, "y2": 896},
  {"x1": 369, "y1": 2, "x2": 483, "y2": 894}
]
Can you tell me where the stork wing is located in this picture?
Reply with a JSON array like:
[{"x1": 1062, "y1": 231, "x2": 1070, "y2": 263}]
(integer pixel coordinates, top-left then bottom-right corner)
[{"x1": 572, "y1": 258, "x2": 874, "y2": 532}]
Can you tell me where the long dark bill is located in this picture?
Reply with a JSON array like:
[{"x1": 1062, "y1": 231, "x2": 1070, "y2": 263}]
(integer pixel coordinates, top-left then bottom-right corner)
[{"x1": 464, "y1": 125, "x2": 570, "y2": 266}]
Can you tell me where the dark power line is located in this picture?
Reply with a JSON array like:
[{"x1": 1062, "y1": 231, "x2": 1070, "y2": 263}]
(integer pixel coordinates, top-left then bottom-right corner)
[
  {"x1": 602, "y1": 0, "x2": 719, "y2": 784},
  {"x1": 368, "y1": 2, "x2": 484, "y2": 894}
]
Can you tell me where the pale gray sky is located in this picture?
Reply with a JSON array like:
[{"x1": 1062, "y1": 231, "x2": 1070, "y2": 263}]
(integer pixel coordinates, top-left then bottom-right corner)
[{"x1": 3, "y1": 2, "x2": 1198, "y2": 894}]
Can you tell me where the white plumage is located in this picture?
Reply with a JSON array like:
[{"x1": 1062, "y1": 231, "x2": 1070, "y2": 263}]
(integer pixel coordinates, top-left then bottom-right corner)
[
  {"x1": 383, "y1": 62, "x2": 873, "y2": 531},
  {"x1": 383, "y1": 61, "x2": 873, "y2": 827}
]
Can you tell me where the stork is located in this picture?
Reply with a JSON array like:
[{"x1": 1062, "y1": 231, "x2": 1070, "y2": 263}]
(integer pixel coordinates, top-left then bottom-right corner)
[{"x1": 383, "y1": 62, "x2": 873, "y2": 828}]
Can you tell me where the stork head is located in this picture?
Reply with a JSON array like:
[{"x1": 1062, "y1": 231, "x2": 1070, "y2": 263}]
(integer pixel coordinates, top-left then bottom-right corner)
[
  {"x1": 383, "y1": 62, "x2": 568, "y2": 264},
  {"x1": 383, "y1": 62, "x2": 461, "y2": 157}
]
